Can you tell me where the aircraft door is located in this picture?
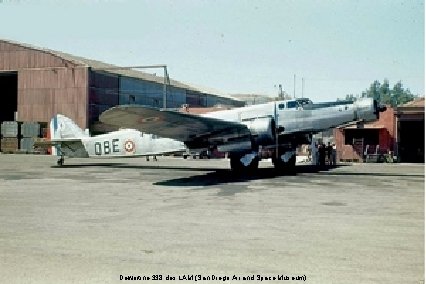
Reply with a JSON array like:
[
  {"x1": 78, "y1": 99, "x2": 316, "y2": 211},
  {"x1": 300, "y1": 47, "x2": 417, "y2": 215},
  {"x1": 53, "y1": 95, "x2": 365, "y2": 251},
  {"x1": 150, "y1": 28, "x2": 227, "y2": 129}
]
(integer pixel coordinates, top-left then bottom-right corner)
[{"x1": 277, "y1": 101, "x2": 298, "y2": 132}]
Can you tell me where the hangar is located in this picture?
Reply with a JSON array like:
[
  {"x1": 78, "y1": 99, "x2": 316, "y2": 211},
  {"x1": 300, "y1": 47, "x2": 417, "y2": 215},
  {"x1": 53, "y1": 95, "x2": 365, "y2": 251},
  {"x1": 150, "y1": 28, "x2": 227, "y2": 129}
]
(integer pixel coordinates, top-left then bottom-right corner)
[
  {"x1": 0, "y1": 39, "x2": 243, "y2": 130},
  {"x1": 395, "y1": 98, "x2": 424, "y2": 163}
]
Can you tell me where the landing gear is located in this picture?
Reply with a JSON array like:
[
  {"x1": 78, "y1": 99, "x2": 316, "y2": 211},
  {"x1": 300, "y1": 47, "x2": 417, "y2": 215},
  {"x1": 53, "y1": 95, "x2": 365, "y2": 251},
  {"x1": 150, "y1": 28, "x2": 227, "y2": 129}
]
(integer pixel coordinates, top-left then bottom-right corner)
[
  {"x1": 230, "y1": 152, "x2": 259, "y2": 173},
  {"x1": 272, "y1": 148, "x2": 296, "y2": 173},
  {"x1": 57, "y1": 156, "x2": 65, "y2": 166}
]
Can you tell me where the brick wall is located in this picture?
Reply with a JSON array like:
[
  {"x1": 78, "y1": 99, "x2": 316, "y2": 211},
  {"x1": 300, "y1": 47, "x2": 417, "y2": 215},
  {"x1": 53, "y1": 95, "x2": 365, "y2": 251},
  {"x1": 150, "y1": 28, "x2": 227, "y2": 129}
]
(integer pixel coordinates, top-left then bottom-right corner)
[{"x1": 334, "y1": 107, "x2": 395, "y2": 162}]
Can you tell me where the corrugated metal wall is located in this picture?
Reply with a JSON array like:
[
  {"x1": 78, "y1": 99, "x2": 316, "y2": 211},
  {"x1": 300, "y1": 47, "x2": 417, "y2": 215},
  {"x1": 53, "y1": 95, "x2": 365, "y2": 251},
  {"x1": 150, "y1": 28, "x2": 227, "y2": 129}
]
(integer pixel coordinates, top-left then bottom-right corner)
[
  {"x1": 0, "y1": 41, "x2": 68, "y2": 69},
  {"x1": 0, "y1": 40, "x2": 89, "y2": 128},
  {"x1": 119, "y1": 76, "x2": 187, "y2": 108},
  {"x1": 89, "y1": 71, "x2": 119, "y2": 125},
  {"x1": 0, "y1": 40, "x2": 244, "y2": 131},
  {"x1": 186, "y1": 91, "x2": 206, "y2": 107},
  {"x1": 18, "y1": 68, "x2": 88, "y2": 128},
  {"x1": 206, "y1": 94, "x2": 244, "y2": 107}
]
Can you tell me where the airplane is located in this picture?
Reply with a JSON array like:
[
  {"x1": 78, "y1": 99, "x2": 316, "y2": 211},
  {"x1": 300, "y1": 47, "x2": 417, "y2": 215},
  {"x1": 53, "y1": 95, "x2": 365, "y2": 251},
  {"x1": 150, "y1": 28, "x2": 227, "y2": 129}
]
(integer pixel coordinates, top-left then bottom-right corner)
[
  {"x1": 35, "y1": 114, "x2": 187, "y2": 166},
  {"x1": 99, "y1": 97, "x2": 386, "y2": 173}
]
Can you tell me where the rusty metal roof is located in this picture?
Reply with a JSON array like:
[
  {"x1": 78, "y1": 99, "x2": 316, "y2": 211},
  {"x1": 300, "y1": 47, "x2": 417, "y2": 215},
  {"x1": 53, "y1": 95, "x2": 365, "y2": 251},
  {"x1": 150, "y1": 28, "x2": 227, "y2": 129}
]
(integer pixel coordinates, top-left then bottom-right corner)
[{"x1": 401, "y1": 98, "x2": 424, "y2": 107}]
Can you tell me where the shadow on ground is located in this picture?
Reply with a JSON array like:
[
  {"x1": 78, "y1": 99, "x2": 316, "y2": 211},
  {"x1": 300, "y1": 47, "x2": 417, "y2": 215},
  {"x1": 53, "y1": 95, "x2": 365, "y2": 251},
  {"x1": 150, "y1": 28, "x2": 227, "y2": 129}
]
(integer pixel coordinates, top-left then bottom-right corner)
[
  {"x1": 154, "y1": 164, "x2": 422, "y2": 187},
  {"x1": 52, "y1": 163, "x2": 219, "y2": 172},
  {"x1": 154, "y1": 164, "x2": 340, "y2": 187},
  {"x1": 52, "y1": 162, "x2": 421, "y2": 188}
]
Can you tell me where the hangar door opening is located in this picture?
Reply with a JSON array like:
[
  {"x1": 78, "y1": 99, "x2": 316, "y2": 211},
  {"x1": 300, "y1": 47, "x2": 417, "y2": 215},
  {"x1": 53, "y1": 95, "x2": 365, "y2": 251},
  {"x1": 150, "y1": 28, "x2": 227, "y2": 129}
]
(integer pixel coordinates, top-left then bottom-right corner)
[
  {"x1": 0, "y1": 72, "x2": 17, "y2": 123},
  {"x1": 399, "y1": 120, "x2": 424, "y2": 163}
]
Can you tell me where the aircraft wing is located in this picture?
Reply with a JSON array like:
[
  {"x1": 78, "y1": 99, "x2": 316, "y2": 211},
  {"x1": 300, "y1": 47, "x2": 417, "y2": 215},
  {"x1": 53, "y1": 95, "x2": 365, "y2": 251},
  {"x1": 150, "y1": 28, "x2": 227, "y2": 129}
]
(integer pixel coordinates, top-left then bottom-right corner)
[
  {"x1": 34, "y1": 139, "x2": 88, "y2": 158},
  {"x1": 100, "y1": 105, "x2": 250, "y2": 142}
]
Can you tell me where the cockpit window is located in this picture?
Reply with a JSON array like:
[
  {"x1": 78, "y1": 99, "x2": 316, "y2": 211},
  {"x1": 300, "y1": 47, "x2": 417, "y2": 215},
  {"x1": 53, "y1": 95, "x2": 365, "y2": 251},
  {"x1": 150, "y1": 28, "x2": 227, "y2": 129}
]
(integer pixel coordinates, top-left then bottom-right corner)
[
  {"x1": 278, "y1": 103, "x2": 285, "y2": 110},
  {"x1": 287, "y1": 101, "x2": 297, "y2": 108},
  {"x1": 297, "y1": 98, "x2": 312, "y2": 106}
]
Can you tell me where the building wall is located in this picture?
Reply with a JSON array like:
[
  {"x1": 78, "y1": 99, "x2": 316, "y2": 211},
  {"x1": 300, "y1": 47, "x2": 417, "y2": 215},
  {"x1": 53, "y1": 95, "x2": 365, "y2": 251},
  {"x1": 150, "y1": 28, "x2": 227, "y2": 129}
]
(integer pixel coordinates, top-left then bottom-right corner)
[
  {"x1": 186, "y1": 91, "x2": 207, "y2": 107},
  {"x1": 89, "y1": 71, "x2": 119, "y2": 125},
  {"x1": 0, "y1": 41, "x2": 72, "y2": 69},
  {"x1": 118, "y1": 76, "x2": 186, "y2": 108},
  {"x1": 19, "y1": 68, "x2": 88, "y2": 128},
  {"x1": 334, "y1": 106, "x2": 395, "y2": 162},
  {"x1": 0, "y1": 40, "x2": 244, "y2": 130},
  {"x1": 117, "y1": 76, "x2": 241, "y2": 109},
  {"x1": 395, "y1": 103, "x2": 425, "y2": 162},
  {"x1": 206, "y1": 95, "x2": 244, "y2": 107},
  {"x1": 378, "y1": 106, "x2": 396, "y2": 151},
  {"x1": 333, "y1": 129, "x2": 363, "y2": 161},
  {"x1": 0, "y1": 40, "x2": 89, "y2": 128}
]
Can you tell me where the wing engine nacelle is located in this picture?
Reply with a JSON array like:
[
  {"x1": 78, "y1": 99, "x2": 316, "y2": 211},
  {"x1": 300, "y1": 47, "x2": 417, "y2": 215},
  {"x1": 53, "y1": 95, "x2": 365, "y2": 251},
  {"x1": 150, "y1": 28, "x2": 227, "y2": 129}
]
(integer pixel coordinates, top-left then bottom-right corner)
[{"x1": 244, "y1": 117, "x2": 276, "y2": 146}]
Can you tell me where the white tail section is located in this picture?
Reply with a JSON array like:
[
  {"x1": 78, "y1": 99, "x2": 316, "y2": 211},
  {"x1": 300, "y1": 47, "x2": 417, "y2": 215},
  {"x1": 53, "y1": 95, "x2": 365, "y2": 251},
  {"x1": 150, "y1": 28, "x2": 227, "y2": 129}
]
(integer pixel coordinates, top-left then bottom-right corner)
[
  {"x1": 50, "y1": 114, "x2": 89, "y2": 155},
  {"x1": 50, "y1": 114, "x2": 88, "y2": 139}
]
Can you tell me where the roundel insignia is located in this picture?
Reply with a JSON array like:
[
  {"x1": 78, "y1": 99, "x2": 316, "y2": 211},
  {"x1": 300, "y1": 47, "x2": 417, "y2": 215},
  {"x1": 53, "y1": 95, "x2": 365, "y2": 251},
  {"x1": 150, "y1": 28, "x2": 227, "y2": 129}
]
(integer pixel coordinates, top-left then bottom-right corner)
[
  {"x1": 124, "y1": 140, "x2": 136, "y2": 154},
  {"x1": 138, "y1": 116, "x2": 161, "y2": 123}
]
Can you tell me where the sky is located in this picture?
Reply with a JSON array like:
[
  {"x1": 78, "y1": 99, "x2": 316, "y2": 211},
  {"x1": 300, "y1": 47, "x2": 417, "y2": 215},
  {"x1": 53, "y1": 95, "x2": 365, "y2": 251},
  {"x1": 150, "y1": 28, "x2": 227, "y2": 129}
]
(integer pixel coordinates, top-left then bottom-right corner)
[{"x1": 0, "y1": 0, "x2": 424, "y2": 101}]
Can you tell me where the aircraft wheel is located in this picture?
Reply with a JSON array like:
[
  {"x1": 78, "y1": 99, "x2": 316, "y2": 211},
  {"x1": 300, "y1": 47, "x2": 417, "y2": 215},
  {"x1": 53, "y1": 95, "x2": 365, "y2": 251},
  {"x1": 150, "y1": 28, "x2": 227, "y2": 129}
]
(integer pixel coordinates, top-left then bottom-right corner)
[
  {"x1": 273, "y1": 151, "x2": 296, "y2": 173},
  {"x1": 230, "y1": 153, "x2": 259, "y2": 173}
]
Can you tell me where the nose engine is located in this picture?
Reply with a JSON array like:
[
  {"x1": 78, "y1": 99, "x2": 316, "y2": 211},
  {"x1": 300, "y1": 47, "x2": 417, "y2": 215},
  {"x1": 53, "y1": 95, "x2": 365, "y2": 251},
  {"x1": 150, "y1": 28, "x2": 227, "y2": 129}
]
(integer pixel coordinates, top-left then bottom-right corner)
[
  {"x1": 354, "y1": 98, "x2": 387, "y2": 122},
  {"x1": 373, "y1": 99, "x2": 387, "y2": 119}
]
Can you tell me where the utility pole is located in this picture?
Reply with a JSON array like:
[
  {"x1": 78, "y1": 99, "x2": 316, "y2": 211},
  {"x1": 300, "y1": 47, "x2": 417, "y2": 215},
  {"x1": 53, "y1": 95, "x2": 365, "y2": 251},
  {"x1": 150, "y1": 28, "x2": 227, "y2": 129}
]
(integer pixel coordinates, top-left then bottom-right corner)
[
  {"x1": 162, "y1": 66, "x2": 169, "y2": 109},
  {"x1": 302, "y1": 77, "x2": 305, "y2": 98},
  {"x1": 293, "y1": 74, "x2": 296, "y2": 98}
]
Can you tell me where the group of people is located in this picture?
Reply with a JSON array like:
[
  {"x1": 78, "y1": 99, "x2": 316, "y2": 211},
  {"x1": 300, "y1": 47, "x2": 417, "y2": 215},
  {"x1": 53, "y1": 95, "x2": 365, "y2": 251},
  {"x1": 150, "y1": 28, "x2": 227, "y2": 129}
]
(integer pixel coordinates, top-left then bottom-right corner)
[{"x1": 310, "y1": 141, "x2": 336, "y2": 167}]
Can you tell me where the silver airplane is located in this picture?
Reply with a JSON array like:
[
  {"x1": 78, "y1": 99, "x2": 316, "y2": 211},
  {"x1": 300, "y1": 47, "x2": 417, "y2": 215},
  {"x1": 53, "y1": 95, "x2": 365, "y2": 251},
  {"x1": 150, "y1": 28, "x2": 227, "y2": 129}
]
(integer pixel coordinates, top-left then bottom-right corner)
[
  {"x1": 100, "y1": 97, "x2": 386, "y2": 173},
  {"x1": 35, "y1": 114, "x2": 187, "y2": 166}
]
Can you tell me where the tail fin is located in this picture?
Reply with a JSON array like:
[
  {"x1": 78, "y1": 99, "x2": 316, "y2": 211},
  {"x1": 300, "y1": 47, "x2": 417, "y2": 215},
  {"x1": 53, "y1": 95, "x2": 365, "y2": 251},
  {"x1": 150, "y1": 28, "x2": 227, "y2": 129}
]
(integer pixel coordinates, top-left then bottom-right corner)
[
  {"x1": 50, "y1": 114, "x2": 89, "y2": 155},
  {"x1": 50, "y1": 114, "x2": 89, "y2": 140}
]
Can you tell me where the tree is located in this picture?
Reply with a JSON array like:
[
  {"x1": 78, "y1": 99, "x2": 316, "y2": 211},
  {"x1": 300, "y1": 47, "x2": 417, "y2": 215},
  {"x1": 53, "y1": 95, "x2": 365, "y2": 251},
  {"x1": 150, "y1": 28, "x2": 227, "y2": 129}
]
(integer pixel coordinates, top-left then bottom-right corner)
[
  {"x1": 345, "y1": 94, "x2": 357, "y2": 101},
  {"x1": 379, "y1": 79, "x2": 391, "y2": 105},
  {"x1": 366, "y1": 80, "x2": 381, "y2": 102},
  {"x1": 344, "y1": 79, "x2": 415, "y2": 107},
  {"x1": 391, "y1": 81, "x2": 415, "y2": 106}
]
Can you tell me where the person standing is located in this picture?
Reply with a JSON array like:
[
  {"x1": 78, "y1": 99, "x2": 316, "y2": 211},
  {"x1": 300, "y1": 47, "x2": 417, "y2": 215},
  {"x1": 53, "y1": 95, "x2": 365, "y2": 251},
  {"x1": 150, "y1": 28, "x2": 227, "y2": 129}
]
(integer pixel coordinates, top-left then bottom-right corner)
[
  {"x1": 311, "y1": 141, "x2": 318, "y2": 165},
  {"x1": 327, "y1": 142, "x2": 333, "y2": 165},
  {"x1": 318, "y1": 143, "x2": 326, "y2": 167},
  {"x1": 331, "y1": 143, "x2": 337, "y2": 166}
]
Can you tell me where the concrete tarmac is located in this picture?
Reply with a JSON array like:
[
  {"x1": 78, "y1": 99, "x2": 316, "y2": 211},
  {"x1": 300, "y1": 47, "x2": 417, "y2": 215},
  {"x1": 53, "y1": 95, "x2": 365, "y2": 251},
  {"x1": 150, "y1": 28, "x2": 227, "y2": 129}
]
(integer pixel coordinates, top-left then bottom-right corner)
[{"x1": 0, "y1": 154, "x2": 424, "y2": 283}]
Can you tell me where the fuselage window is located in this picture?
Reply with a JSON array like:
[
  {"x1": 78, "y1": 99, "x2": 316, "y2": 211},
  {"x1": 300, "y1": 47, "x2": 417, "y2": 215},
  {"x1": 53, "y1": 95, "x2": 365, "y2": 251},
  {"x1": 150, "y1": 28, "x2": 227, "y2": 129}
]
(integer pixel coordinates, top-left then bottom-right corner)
[
  {"x1": 278, "y1": 103, "x2": 285, "y2": 110},
  {"x1": 287, "y1": 101, "x2": 297, "y2": 109}
]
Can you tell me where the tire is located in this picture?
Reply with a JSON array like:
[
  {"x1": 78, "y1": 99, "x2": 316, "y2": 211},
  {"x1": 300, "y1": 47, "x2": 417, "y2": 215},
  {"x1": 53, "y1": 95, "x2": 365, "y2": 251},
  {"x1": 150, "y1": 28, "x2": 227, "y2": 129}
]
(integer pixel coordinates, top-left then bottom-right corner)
[
  {"x1": 230, "y1": 153, "x2": 259, "y2": 173},
  {"x1": 273, "y1": 151, "x2": 296, "y2": 173}
]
